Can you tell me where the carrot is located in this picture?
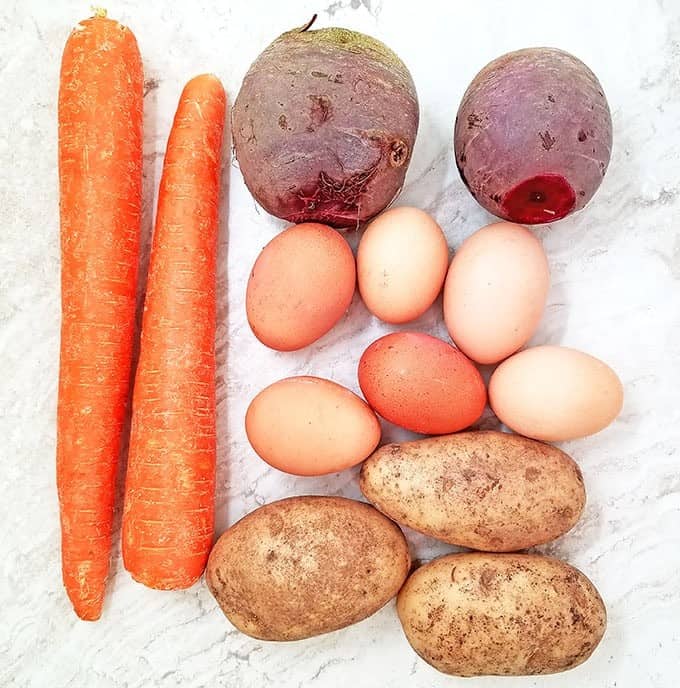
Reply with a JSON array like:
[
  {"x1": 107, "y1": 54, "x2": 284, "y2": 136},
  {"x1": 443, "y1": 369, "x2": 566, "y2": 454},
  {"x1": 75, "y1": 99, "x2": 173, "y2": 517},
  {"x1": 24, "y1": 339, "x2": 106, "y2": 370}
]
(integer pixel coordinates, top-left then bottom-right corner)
[
  {"x1": 122, "y1": 75, "x2": 226, "y2": 589},
  {"x1": 57, "y1": 10, "x2": 143, "y2": 620}
]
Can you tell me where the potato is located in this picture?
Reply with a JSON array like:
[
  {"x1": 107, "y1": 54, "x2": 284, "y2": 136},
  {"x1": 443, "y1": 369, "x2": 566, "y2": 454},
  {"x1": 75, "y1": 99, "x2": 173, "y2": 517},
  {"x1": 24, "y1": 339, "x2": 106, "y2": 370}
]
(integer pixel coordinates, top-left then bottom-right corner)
[
  {"x1": 232, "y1": 18, "x2": 419, "y2": 228},
  {"x1": 360, "y1": 431, "x2": 584, "y2": 551},
  {"x1": 454, "y1": 48, "x2": 612, "y2": 224},
  {"x1": 206, "y1": 496, "x2": 410, "y2": 640},
  {"x1": 397, "y1": 553, "x2": 606, "y2": 676}
]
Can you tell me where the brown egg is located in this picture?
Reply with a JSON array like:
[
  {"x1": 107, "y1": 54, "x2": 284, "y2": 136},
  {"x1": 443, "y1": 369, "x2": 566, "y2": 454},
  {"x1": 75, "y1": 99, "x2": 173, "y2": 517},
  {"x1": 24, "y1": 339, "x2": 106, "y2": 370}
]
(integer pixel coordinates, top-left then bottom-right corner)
[
  {"x1": 443, "y1": 222, "x2": 549, "y2": 364},
  {"x1": 489, "y1": 345, "x2": 624, "y2": 441},
  {"x1": 246, "y1": 223, "x2": 356, "y2": 351},
  {"x1": 246, "y1": 376, "x2": 381, "y2": 476},
  {"x1": 358, "y1": 207, "x2": 449, "y2": 324},
  {"x1": 358, "y1": 332, "x2": 486, "y2": 434}
]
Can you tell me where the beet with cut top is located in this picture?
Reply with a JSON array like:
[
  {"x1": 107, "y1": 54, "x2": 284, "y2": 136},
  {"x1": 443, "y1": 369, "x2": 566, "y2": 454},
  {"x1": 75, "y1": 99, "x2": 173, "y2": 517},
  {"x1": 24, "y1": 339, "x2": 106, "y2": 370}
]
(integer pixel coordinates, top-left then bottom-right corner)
[
  {"x1": 232, "y1": 16, "x2": 419, "y2": 228},
  {"x1": 454, "y1": 48, "x2": 612, "y2": 225}
]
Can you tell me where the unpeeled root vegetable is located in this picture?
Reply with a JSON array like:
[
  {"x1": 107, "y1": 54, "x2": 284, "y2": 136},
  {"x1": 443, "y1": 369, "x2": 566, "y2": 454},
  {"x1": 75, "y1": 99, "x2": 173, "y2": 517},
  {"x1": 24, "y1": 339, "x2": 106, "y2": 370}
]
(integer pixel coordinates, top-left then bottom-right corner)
[
  {"x1": 122, "y1": 75, "x2": 226, "y2": 590},
  {"x1": 397, "y1": 552, "x2": 606, "y2": 676},
  {"x1": 206, "y1": 496, "x2": 411, "y2": 641},
  {"x1": 232, "y1": 16, "x2": 419, "y2": 228},
  {"x1": 57, "y1": 10, "x2": 143, "y2": 621},
  {"x1": 454, "y1": 48, "x2": 612, "y2": 224},
  {"x1": 360, "y1": 431, "x2": 585, "y2": 551}
]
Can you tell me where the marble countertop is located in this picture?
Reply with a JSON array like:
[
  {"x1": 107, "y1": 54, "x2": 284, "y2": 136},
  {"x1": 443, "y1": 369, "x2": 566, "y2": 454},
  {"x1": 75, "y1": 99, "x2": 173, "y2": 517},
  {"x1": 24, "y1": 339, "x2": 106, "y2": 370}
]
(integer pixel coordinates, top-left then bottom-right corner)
[{"x1": 3, "y1": 0, "x2": 679, "y2": 686}]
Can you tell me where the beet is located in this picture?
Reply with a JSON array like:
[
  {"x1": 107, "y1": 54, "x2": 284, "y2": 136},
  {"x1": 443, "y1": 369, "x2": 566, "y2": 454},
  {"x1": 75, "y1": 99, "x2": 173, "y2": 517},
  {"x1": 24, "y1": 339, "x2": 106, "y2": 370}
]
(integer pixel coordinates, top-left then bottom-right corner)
[
  {"x1": 454, "y1": 48, "x2": 612, "y2": 224},
  {"x1": 232, "y1": 16, "x2": 419, "y2": 228}
]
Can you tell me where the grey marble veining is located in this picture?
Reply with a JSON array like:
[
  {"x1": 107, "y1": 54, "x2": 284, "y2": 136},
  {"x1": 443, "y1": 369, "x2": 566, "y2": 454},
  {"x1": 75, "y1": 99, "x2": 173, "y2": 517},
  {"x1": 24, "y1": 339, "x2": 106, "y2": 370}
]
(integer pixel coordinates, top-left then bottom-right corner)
[{"x1": 2, "y1": 0, "x2": 679, "y2": 686}]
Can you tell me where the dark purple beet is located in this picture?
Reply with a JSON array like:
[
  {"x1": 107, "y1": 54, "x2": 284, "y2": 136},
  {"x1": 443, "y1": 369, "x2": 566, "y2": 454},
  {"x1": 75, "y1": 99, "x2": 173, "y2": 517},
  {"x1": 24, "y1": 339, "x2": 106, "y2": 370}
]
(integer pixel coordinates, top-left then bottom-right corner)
[
  {"x1": 454, "y1": 48, "x2": 612, "y2": 224},
  {"x1": 232, "y1": 17, "x2": 419, "y2": 228}
]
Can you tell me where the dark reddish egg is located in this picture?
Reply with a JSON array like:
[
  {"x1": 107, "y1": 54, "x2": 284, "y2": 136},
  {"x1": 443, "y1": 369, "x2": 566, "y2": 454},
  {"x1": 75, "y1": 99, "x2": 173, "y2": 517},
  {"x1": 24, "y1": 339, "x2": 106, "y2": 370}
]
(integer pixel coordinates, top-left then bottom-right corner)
[{"x1": 358, "y1": 332, "x2": 486, "y2": 435}]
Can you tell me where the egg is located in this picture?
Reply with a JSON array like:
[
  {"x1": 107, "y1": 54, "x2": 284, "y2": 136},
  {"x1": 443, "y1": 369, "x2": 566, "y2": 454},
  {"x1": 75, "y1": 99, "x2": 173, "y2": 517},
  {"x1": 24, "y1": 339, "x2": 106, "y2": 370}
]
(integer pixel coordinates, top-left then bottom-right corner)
[
  {"x1": 246, "y1": 223, "x2": 356, "y2": 351},
  {"x1": 358, "y1": 332, "x2": 486, "y2": 434},
  {"x1": 357, "y1": 207, "x2": 449, "y2": 324},
  {"x1": 245, "y1": 376, "x2": 381, "y2": 476},
  {"x1": 489, "y1": 346, "x2": 624, "y2": 441},
  {"x1": 443, "y1": 222, "x2": 549, "y2": 364}
]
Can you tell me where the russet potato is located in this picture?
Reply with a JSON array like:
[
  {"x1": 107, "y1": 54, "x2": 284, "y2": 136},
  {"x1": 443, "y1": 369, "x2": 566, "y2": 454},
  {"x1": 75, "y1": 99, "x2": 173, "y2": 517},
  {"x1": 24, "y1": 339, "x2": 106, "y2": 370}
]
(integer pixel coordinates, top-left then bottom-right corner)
[
  {"x1": 206, "y1": 496, "x2": 410, "y2": 641},
  {"x1": 397, "y1": 552, "x2": 606, "y2": 676},
  {"x1": 360, "y1": 431, "x2": 585, "y2": 551}
]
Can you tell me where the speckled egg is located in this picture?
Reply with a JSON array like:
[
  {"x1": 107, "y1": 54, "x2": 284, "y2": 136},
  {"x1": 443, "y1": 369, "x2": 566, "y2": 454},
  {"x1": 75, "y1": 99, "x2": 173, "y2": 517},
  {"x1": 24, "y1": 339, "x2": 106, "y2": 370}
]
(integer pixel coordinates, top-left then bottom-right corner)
[
  {"x1": 357, "y1": 207, "x2": 449, "y2": 324},
  {"x1": 489, "y1": 345, "x2": 624, "y2": 441},
  {"x1": 245, "y1": 376, "x2": 381, "y2": 476},
  {"x1": 443, "y1": 222, "x2": 550, "y2": 364},
  {"x1": 358, "y1": 332, "x2": 486, "y2": 434},
  {"x1": 246, "y1": 223, "x2": 356, "y2": 351}
]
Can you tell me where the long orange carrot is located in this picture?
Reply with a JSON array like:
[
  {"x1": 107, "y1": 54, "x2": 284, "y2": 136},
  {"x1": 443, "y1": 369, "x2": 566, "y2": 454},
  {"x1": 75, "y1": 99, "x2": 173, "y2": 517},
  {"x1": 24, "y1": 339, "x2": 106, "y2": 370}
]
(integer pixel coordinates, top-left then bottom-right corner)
[
  {"x1": 57, "y1": 11, "x2": 143, "y2": 620},
  {"x1": 122, "y1": 75, "x2": 226, "y2": 589}
]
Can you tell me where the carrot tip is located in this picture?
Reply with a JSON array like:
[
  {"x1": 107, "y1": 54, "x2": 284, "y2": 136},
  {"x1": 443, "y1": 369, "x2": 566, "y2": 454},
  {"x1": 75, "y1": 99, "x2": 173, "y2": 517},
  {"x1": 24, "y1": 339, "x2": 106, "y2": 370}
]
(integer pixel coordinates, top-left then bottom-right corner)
[
  {"x1": 69, "y1": 593, "x2": 104, "y2": 621},
  {"x1": 75, "y1": 607, "x2": 103, "y2": 622}
]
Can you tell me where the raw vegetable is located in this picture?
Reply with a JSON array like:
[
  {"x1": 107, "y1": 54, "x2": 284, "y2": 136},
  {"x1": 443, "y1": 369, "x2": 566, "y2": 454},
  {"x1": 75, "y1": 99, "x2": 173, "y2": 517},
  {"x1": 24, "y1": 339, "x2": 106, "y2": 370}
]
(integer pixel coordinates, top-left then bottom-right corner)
[
  {"x1": 232, "y1": 15, "x2": 419, "y2": 228},
  {"x1": 206, "y1": 496, "x2": 410, "y2": 640},
  {"x1": 360, "y1": 431, "x2": 585, "y2": 551},
  {"x1": 397, "y1": 552, "x2": 607, "y2": 676},
  {"x1": 122, "y1": 75, "x2": 226, "y2": 589},
  {"x1": 454, "y1": 48, "x2": 612, "y2": 224},
  {"x1": 57, "y1": 10, "x2": 143, "y2": 621}
]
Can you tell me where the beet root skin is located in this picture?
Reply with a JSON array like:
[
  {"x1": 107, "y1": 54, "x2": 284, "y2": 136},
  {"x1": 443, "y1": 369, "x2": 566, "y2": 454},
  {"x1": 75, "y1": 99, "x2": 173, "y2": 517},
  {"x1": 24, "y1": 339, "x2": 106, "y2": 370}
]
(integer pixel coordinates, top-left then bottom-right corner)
[
  {"x1": 454, "y1": 47, "x2": 612, "y2": 225},
  {"x1": 233, "y1": 24, "x2": 419, "y2": 228}
]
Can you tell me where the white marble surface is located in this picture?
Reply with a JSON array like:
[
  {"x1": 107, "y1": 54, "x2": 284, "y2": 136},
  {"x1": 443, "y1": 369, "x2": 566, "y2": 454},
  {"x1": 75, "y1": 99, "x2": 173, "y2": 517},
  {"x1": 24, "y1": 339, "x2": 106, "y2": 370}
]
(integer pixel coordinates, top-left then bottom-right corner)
[{"x1": 2, "y1": 0, "x2": 680, "y2": 685}]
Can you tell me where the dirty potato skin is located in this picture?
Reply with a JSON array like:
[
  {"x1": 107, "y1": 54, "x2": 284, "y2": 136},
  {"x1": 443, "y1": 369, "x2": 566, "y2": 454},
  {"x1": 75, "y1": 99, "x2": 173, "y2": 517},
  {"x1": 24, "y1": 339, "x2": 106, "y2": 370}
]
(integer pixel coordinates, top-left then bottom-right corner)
[
  {"x1": 232, "y1": 18, "x2": 419, "y2": 228},
  {"x1": 360, "y1": 431, "x2": 585, "y2": 551},
  {"x1": 397, "y1": 553, "x2": 606, "y2": 676},
  {"x1": 206, "y1": 496, "x2": 410, "y2": 641}
]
